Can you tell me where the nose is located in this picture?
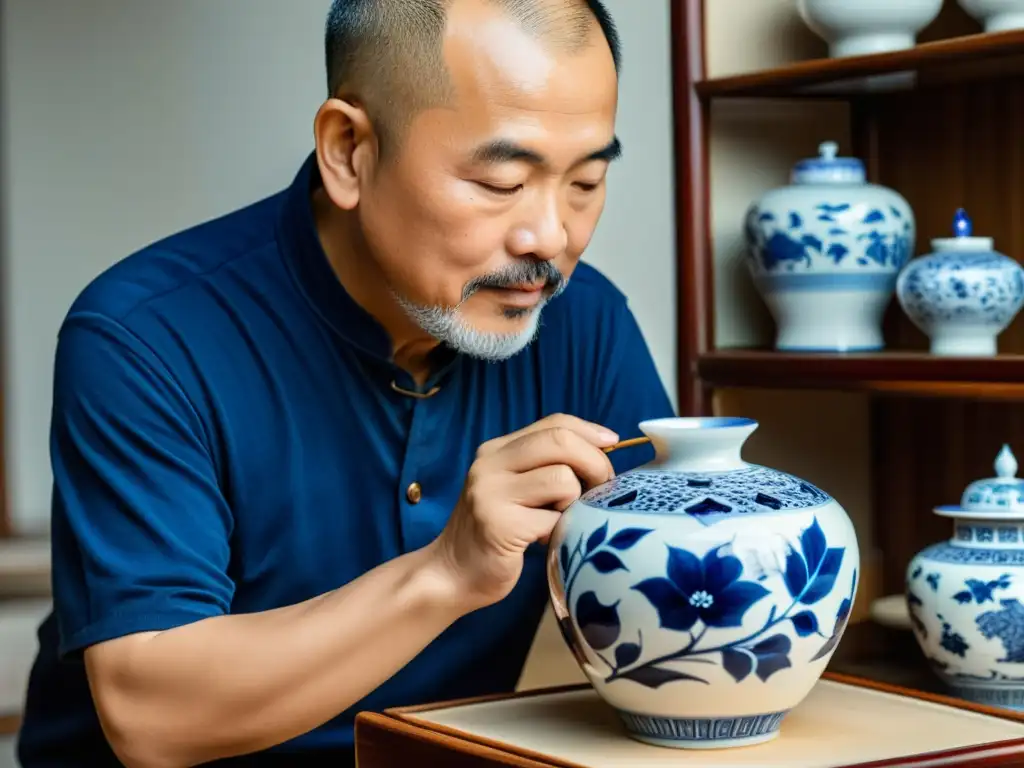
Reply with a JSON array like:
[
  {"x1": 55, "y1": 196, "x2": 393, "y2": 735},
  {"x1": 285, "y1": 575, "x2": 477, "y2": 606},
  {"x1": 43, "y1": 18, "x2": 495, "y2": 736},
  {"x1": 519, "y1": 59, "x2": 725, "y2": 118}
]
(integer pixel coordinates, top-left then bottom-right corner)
[{"x1": 507, "y1": 193, "x2": 568, "y2": 261}]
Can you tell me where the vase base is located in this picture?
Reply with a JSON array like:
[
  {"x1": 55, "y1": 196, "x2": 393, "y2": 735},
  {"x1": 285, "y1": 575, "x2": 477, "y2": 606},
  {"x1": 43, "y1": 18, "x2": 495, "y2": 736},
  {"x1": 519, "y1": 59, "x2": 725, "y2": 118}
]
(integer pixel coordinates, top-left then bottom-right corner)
[
  {"x1": 617, "y1": 709, "x2": 787, "y2": 750},
  {"x1": 947, "y1": 684, "x2": 1024, "y2": 710}
]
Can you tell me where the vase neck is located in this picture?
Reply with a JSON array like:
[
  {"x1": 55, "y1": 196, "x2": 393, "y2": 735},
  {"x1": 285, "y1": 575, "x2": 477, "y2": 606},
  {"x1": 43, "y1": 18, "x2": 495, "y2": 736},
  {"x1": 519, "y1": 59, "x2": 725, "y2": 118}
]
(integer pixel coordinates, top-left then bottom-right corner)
[
  {"x1": 951, "y1": 520, "x2": 1024, "y2": 550},
  {"x1": 639, "y1": 417, "x2": 756, "y2": 473}
]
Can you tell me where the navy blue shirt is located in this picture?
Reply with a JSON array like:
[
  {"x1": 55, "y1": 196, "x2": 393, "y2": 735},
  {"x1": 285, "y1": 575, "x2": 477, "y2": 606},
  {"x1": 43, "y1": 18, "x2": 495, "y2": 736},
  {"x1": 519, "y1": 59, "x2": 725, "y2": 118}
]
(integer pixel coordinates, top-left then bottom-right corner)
[{"x1": 17, "y1": 152, "x2": 674, "y2": 766}]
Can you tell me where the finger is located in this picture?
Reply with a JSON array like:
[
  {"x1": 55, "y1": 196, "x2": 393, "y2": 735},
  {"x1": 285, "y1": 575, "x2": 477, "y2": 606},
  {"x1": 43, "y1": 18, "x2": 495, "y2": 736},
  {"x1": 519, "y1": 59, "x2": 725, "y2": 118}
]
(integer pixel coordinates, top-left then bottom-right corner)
[
  {"x1": 497, "y1": 427, "x2": 615, "y2": 489},
  {"x1": 478, "y1": 413, "x2": 619, "y2": 457},
  {"x1": 509, "y1": 464, "x2": 583, "y2": 512},
  {"x1": 518, "y1": 506, "x2": 563, "y2": 547}
]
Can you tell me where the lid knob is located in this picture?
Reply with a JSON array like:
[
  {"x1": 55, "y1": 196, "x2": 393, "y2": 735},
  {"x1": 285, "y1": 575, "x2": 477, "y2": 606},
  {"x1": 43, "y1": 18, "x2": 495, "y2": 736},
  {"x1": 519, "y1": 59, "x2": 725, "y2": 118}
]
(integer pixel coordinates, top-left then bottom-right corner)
[
  {"x1": 953, "y1": 208, "x2": 973, "y2": 238},
  {"x1": 995, "y1": 444, "x2": 1018, "y2": 479},
  {"x1": 819, "y1": 141, "x2": 839, "y2": 161}
]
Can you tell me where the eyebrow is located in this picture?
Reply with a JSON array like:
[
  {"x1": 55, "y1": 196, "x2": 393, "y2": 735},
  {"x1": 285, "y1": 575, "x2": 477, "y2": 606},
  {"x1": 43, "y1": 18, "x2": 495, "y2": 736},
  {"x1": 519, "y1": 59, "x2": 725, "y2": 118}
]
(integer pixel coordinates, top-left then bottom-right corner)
[{"x1": 470, "y1": 136, "x2": 622, "y2": 167}]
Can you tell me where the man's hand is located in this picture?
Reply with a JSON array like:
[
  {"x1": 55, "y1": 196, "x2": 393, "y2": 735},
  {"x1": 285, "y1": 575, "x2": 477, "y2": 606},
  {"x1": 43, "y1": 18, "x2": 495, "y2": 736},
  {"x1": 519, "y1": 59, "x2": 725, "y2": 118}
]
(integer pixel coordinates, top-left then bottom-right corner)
[{"x1": 432, "y1": 414, "x2": 619, "y2": 611}]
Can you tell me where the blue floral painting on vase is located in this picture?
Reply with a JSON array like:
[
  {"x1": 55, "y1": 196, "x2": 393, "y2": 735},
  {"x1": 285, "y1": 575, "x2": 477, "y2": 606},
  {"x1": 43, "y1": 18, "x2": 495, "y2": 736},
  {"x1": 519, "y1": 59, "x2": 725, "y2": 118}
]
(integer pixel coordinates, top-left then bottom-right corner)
[{"x1": 558, "y1": 516, "x2": 856, "y2": 690}]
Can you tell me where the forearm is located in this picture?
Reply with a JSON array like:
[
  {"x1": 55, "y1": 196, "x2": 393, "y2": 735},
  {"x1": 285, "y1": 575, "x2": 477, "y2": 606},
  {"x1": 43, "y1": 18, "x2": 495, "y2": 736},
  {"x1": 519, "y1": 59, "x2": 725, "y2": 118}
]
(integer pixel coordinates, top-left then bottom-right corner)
[{"x1": 90, "y1": 541, "x2": 465, "y2": 767}]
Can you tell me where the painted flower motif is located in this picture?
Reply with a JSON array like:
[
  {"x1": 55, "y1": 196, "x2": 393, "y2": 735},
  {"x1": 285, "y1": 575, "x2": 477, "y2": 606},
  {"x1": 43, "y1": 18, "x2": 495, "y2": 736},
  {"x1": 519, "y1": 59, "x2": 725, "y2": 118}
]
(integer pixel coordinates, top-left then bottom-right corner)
[{"x1": 633, "y1": 545, "x2": 770, "y2": 632}]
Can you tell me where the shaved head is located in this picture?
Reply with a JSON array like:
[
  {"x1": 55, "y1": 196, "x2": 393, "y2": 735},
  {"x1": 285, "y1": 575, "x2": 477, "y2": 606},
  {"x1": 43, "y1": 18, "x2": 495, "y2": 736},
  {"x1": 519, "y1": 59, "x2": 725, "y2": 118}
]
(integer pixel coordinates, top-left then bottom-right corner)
[{"x1": 324, "y1": 0, "x2": 620, "y2": 156}]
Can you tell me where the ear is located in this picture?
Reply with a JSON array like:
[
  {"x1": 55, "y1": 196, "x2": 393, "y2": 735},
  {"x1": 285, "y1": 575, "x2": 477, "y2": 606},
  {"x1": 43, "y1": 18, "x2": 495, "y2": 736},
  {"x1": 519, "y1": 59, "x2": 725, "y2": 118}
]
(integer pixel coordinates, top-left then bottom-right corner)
[{"x1": 314, "y1": 97, "x2": 377, "y2": 210}]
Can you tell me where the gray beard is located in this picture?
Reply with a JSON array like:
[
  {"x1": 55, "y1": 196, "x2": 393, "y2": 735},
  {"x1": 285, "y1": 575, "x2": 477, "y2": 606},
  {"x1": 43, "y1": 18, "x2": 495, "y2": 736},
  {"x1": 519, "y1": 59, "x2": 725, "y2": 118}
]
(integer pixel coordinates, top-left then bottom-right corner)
[
  {"x1": 392, "y1": 261, "x2": 569, "y2": 361},
  {"x1": 393, "y1": 290, "x2": 550, "y2": 361}
]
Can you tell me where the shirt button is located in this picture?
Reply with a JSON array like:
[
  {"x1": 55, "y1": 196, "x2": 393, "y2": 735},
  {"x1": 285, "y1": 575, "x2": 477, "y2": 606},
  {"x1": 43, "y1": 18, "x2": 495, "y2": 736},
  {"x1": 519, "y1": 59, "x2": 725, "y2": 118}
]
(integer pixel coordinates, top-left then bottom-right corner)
[{"x1": 406, "y1": 482, "x2": 422, "y2": 504}]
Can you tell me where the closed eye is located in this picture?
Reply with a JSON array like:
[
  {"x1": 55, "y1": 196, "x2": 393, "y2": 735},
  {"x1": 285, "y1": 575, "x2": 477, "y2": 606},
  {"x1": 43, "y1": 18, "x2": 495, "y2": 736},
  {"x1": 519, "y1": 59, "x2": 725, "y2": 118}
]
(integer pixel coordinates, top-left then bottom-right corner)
[{"x1": 476, "y1": 181, "x2": 522, "y2": 195}]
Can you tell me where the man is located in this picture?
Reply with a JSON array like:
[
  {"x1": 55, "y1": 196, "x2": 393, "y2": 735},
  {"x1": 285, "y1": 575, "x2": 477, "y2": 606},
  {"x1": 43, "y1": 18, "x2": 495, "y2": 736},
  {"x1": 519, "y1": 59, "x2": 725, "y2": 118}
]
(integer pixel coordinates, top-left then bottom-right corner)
[{"x1": 17, "y1": 0, "x2": 674, "y2": 765}]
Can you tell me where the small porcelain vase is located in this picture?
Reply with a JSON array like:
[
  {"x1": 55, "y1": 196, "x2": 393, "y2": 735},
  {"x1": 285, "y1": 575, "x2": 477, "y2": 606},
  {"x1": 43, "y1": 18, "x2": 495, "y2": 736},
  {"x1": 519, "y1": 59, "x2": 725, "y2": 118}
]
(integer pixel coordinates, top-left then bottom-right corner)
[
  {"x1": 796, "y1": 0, "x2": 943, "y2": 57},
  {"x1": 547, "y1": 417, "x2": 860, "y2": 749},
  {"x1": 744, "y1": 141, "x2": 915, "y2": 352},
  {"x1": 906, "y1": 445, "x2": 1024, "y2": 710},
  {"x1": 895, "y1": 209, "x2": 1024, "y2": 356},
  {"x1": 959, "y1": 0, "x2": 1024, "y2": 32}
]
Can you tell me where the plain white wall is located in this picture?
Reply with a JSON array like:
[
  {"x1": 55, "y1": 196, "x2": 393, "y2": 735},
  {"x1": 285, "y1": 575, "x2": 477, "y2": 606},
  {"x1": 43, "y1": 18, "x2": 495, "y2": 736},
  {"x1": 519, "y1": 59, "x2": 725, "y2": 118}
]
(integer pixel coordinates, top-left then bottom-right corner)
[{"x1": 0, "y1": 0, "x2": 676, "y2": 533}]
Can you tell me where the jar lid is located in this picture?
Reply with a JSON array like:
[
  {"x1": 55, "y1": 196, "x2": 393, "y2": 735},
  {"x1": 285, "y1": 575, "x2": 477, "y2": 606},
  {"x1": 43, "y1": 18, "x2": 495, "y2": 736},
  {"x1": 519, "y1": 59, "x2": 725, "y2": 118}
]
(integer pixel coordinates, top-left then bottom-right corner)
[
  {"x1": 790, "y1": 141, "x2": 865, "y2": 185},
  {"x1": 930, "y1": 208, "x2": 995, "y2": 253},
  {"x1": 936, "y1": 444, "x2": 1024, "y2": 519}
]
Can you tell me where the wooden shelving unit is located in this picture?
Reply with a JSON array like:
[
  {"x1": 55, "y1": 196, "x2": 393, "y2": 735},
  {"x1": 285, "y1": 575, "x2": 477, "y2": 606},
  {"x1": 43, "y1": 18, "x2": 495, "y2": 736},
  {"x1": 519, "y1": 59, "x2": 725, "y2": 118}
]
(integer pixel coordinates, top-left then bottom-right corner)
[
  {"x1": 671, "y1": 0, "x2": 1024, "y2": 706},
  {"x1": 696, "y1": 27, "x2": 1024, "y2": 99},
  {"x1": 698, "y1": 350, "x2": 1024, "y2": 398}
]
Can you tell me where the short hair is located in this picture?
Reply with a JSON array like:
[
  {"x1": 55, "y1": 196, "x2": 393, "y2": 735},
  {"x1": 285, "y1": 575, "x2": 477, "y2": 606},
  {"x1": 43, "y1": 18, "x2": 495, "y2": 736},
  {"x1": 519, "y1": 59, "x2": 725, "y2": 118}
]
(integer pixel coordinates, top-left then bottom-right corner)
[{"x1": 324, "y1": 0, "x2": 621, "y2": 157}]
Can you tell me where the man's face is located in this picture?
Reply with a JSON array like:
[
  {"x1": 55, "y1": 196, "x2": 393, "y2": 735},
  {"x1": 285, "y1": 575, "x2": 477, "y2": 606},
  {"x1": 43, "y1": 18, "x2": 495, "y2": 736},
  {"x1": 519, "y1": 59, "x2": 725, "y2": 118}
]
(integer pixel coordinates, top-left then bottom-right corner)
[{"x1": 355, "y1": 2, "x2": 619, "y2": 360}]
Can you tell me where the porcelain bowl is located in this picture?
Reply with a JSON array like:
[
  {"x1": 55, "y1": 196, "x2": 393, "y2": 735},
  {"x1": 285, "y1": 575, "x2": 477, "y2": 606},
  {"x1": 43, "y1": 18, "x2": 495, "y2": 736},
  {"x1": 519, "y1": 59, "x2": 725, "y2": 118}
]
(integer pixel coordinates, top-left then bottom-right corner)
[
  {"x1": 796, "y1": 0, "x2": 943, "y2": 57},
  {"x1": 959, "y1": 0, "x2": 1024, "y2": 32}
]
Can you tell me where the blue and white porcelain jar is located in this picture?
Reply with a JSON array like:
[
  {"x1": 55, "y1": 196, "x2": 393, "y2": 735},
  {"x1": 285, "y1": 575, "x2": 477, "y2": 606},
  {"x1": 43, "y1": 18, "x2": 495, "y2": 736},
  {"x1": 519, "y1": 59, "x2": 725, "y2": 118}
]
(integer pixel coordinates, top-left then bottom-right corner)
[
  {"x1": 906, "y1": 445, "x2": 1024, "y2": 710},
  {"x1": 744, "y1": 141, "x2": 915, "y2": 352},
  {"x1": 547, "y1": 417, "x2": 860, "y2": 749},
  {"x1": 895, "y1": 209, "x2": 1024, "y2": 356}
]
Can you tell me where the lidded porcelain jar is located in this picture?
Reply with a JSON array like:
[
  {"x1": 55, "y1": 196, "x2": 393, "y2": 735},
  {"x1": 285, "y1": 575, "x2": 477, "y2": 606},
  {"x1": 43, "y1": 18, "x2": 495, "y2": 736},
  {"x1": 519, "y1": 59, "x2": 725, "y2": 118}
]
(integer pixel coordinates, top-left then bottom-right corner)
[
  {"x1": 796, "y1": 0, "x2": 943, "y2": 57},
  {"x1": 895, "y1": 208, "x2": 1024, "y2": 356},
  {"x1": 958, "y1": 0, "x2": 1024, "y2": 32},
  {"x1": 547, "y1": 417, "x2": 860, "y2": 749},
  {"x1": 906, "y1": 445, "x2": 1024, "y2": 709},
  {"x1": 744, "y1": 141, "x2": 915, "y2": 352}
]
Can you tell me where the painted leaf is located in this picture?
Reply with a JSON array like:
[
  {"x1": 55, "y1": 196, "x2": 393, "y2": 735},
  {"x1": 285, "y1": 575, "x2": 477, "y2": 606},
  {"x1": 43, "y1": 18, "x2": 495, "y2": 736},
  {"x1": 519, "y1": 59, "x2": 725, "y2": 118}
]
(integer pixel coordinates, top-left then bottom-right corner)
[
  {"x1": 790, "y1": 610, "x2": 819, "y2": 637},
  {"x1": 800, "y1": 518, "x2": 827, "y2": 573},
  {"x1": 607, "y1": 527, "x2": 653, "y2": 551},
  {"x1": 615, "y1": 642, "x2": 641, "y2": 668},
  {"x1": 721, "y1": 649, "x2": 754, "y2": 683},
  {"x1": 783, "y1": 547, "x2": 809, "y2": 598},
  {"x1": 618, "y1": 665, "x2": 709, "y2": 689},
  {"x1": 590, "y1": 551, "x2": 628, "y2": 574},
  {"x1": 751, "y1": 634, "x2": 792, "y2": 682},
  {"x1": 575, "y1": 590, "x2": 621, "y2": 651},
  {"x1": 632, "y1": 577, "x2": 698, "y2": 632},
  {"x1": 809, "y1": 634, "x2": 838, "y2": 662},
  {"x1": 559, "y1": 543, "x2": 570, "y2": 581},
  {"x1": 801, "y1": 234, "x2": 823, "y2": 252},
  {"x1": 801, "y1": 547, "x2": 845, "y2": 605},
  {"x1": 586, "y1": 521, "x2": 608, "y2": 555},
  {"x1": 827, "y1": 243, "x2": 849, "y2": 262}
]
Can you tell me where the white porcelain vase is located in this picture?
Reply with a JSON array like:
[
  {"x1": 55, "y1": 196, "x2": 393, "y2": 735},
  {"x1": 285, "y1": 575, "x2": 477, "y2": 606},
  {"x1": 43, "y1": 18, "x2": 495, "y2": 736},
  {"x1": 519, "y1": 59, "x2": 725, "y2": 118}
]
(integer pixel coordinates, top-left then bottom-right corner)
[
  {"x1": 895, "y1": 208, "x2": 1024, "y2": 356},
  {"x1": 744, "y1": 141, "x2": 915, "y2": 352},
  {"x1": 796, "y1": 0, "x2": 943, "y2": 57},
  {"x1": 547, "y1": 417, "x2": 860, "y2": 749},
  {"x1": 959, "y1": 0, "x2": 1024, "y2": 32},
  {"x1": 906, "y1": 445, "x2": 1024, "y2": 710}
]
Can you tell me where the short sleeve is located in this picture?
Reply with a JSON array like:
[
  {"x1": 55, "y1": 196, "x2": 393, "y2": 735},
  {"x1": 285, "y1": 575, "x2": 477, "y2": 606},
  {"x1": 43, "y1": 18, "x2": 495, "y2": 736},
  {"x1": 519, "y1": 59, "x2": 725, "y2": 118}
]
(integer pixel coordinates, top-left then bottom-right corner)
[
  {"x1": 49, "y1": 312, "x2": 234, "y2": 659},
  {"x1": 590, "y1": 297, "x2": 677, "y2": 475}
]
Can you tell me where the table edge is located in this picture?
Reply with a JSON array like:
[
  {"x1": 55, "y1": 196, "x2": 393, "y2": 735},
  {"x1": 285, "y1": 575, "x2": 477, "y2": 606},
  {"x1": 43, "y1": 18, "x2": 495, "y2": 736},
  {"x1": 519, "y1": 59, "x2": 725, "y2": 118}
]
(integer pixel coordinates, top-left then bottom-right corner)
[
  {"x1": 385, "y1": 672, "x2": 1024, "y2": 723},
  {"x1": 354, "y1": 672, "x2": 1024, "y2": 768},
  {"x1": 355, "y1": 710, "x2": 580, "y2": 768}
]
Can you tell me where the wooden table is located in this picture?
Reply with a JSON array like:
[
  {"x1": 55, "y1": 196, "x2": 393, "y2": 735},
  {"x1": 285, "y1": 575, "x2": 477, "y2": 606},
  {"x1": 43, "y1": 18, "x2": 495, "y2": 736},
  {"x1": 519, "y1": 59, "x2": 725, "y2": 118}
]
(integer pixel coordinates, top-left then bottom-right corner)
[{"x1": 354, "y1": 673, "x2": 1024, "y2": 767}]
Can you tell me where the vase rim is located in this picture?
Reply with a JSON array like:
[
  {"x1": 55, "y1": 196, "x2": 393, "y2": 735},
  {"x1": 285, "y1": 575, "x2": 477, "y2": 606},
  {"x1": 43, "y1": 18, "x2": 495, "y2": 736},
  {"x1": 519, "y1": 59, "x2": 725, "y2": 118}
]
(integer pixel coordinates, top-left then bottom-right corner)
[{"x1": 639, "y1": 416, "x2": 757, "y2": 431}]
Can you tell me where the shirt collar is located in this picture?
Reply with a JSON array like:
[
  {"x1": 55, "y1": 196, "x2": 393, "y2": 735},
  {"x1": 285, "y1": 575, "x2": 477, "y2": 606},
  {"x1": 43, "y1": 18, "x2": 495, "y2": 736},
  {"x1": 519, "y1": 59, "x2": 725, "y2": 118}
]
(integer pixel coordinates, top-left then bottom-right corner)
[{"x1": 277, "y1": 152, "x2": 460, "y2": 388}]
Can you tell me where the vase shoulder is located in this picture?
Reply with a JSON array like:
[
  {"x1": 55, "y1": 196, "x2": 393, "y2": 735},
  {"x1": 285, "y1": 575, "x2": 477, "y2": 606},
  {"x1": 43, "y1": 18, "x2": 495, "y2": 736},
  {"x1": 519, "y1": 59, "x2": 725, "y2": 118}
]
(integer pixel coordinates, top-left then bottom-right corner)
[{"x1": 580, "y1": 464, "x2": 832, "y2": 521}]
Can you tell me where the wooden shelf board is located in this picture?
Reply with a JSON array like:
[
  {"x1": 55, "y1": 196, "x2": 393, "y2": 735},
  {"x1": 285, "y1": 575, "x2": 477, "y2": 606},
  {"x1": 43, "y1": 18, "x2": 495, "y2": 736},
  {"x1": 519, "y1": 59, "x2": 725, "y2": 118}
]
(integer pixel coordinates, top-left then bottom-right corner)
[
  {"x1": 696, "y1": 29, "x2": 1024, "y2": 99},
  {"x1": 698, "y1": 349, "x2": 1024, "y2": 397}
]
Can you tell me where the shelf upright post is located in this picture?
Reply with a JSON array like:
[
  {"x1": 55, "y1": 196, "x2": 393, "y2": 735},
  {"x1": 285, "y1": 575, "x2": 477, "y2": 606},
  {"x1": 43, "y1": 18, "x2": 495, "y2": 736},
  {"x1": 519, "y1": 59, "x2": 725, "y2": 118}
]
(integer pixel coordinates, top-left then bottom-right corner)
[{"x1": 671, "y1": 0, "x2": 714, "y2": 417}]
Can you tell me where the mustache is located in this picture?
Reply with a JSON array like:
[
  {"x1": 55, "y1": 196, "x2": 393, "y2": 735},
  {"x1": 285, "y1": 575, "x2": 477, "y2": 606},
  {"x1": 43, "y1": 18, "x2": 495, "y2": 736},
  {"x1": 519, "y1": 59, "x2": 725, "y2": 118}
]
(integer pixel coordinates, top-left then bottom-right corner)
[{"x1": 461, "y1": 260, "x2": 566, "y2": 301}]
